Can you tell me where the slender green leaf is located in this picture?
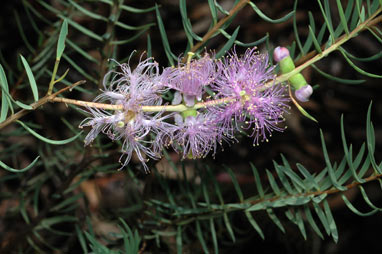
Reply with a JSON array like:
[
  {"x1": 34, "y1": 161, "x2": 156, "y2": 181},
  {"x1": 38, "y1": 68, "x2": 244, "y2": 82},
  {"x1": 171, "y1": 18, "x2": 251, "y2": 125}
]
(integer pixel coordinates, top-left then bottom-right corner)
[
  {"x1": 340, "y1": 48, "x2": 382, "y2": 78},
  {"x1": 215, "y1": 26, "x2": 240, "y2": 59},
  {"x1": 249, "y1": 2, "x2": 294, "y2": 23},
  {"x1": 57, "y1": 19, "x2": 68, "y2": 60},
  {"x1": 208, "y1": 0, "x2": 218, "y2": 23},
  {"x1": 365, "y1": 102, "x2": 382, "y2": 173},
  {"x1": 176, "y1": 226, "x2": 182, "y2": 254},
  {"x1": 0, "y1": 64, "x2": 11, "y2": 121},
  {"x1": 266, "y1": 169, "x2": 281, "y2": 196},
  {"x1": 20, "y1": 55, "x2": 39, "y2": 101},
  {"x1": 51, "y1": 193, "x2": 84, "y2": 211},
  {"x1": 0, "y1": 156, "x2": 40, "y2": 173},
  {"x1": 336, "y1": 0, "x2": 349, "y2": 34},
  {"x1": 304, "y1": 205, "x2": 324, "y2": 239},
  {"x1": 245, "y1": 211, "x2": 264, "y2": 239},
  {"x1": 323, "y1": 200, "x2": 338, "y2": 242},
  {"x1": 196, "y1": 221, "x2": 209, "y2": 253},
  {"x1": 17, "y1": 120, "x2": 82, "y2": 145},
  {"x1": 14, "y1": 10, "x2": 35, "y2": 53},
  {"x1": 225, "y1": 166, "x2": 244, "y2": 202},
  {"x1": 250, "y1": 163, "x2": 264, "y2": 198},
  {"x1": 75, "y1": 225, "x2": 88, "y2": 254},
  {"x1": 340, "y1": 115, "x2": 365, "y2": 182},
  {"x1": 62, "y1": 16, "x2": 103, "y2": 42},
  {"x1": 313, "y1": 202, "x2": 330, "y2": 236},
  {"x1": 312, "y1": 64, "x2": 364, "y2": 84},
  {"x1": 155, "y1": 4, "x2": 176, "y2": 65},
  {"x1": 210, "y1": 218, "x2": 218, "y2": 254},
  {"x1": 66, "y1": 39, "x2": 98, "y2": 64},
  {"x1": 267, "y1": 208, "x2": 285, "y2": 233},
  {"x1": 69, "y1": 0, "x2": 107, "y2": 21},
  {"x1": 320, "y1": 129, "x2": 347, "y2": 190}
]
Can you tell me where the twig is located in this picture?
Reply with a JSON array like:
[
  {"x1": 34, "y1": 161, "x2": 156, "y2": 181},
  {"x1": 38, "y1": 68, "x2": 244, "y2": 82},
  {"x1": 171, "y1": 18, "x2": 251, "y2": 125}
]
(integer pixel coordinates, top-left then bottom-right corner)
[{"x1": 0, "y1": 80, "x2": 86, "y2": 130}]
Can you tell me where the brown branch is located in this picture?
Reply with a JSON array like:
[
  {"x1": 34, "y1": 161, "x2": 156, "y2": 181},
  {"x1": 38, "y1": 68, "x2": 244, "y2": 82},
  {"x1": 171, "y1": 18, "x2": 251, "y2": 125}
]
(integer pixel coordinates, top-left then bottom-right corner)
[{"x1": 0, "y1": 80, "x2": 86, "y2": 130}]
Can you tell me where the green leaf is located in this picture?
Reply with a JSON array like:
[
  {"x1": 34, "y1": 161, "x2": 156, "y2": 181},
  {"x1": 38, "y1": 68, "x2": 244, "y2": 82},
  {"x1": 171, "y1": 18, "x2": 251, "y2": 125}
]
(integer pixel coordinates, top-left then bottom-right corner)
[
  {"x1": 0, "y1": 156, "x2": 40, "y2": 173},
  {"x1": 208, "y1": 0, "x2": 218, "y2": 24},
  {"x1": 62, "y1": 16, "x2": 103, "y2": 42},
  {"x1": 320, "y1": 129, "x2": 347, "y2": 190},
  {"x1": 225, "y1": 166, "x2": 244, "y2": 202},
  {"x1": 250, "y1": 163, "x2": 264, "y2": 198},
  {"x1": 340, "y1": 48, "x2": 382, "y2": 78},
  {"x1": 57, "y1": 19, "x2": 68, "y2": 60},
  {"x1": 69, "y1": 0, "x2": 107, "y2": 21},
  {"x1": 120, "y1": 3, "x2": 156, "y2": 13},
  {"x1": 176, "y1": 226, "x2": 182, "y2": 254},
  {"x1": 336, "y1": 0, "x2": 349, "y2": 34},
  {"x1": 304, "y1": 205, "x2": 324, "y2": 239},
  {"x1": 155, "y1": 4, "x2": 176, "y2": 66},
  {"x1": 66, "y1": 39, "x2": 98, "y2": 64},
  {"x1": 215, "y1": 26, "x2": 240, "y2": 59},
  {"x1": 267, "y1": 208, "x2": 285, "y2": 233},
  {"x1": 195, "y1": 221, "x2": 209, "y2": 253},
  {"x1": 245, "y1": 211, "x2": 264, "y2": 239},
  {"x1": 249, "y1": 2, "x2": 294, "y2": 23},
  {"x1": 20, "y1": 55, "x2": 39, "y2": 102},
  {"x1": 51, "y1": 193, "x2": 84, "y2": 211},
  {"x1": 17, "y1": 120, "x2": 82, "y2": 145},
  {"x1": 209, "y1": 218, "x2": 218, "y2": 254},
  {"x1": 0, "y1": 64, "x2": 11, "y2": 121},
  {"x1": 273, "y1": 161, "x2": 294, "y2": 194},
  {"x1": 75, "y1": 225, "x2": 88, "y2": 254},
  {"x1": 312, "y1": 64, "x2": 365, "y2": 84},
  {"x1": 365, "y1": 102, "x2": 381, "y2": 173},
  {"x1": 313, "y1": 202, "x2": 330, "y2": 236},
  {"x1": 340, "y1": 115, "x2": 365, "y2": 183},
  {"x1": 323, "y1": 200, "x2": 338, "y2": 242},
  {"x1": 266, "y1": 169, "x2": 281, "y2": 196}
]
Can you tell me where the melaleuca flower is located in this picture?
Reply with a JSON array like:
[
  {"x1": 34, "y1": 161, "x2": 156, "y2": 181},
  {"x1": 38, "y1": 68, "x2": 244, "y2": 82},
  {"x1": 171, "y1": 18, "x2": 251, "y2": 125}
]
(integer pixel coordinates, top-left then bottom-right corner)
[
  {"x1": 102, "y1": 57, "x2": 166, "y2": 109},
  {"x1": 161, "y1": 54, "x2": 215, "y2": 106},
  {"x1": 80, "y1": 55, "x2": 175, "y2": 172},
  {"x1": 211, "y1": 47, "x2": 290, "y2": 145},
  {"x1": 170, "y1": 111, "x2": 223, "y2": 159}
]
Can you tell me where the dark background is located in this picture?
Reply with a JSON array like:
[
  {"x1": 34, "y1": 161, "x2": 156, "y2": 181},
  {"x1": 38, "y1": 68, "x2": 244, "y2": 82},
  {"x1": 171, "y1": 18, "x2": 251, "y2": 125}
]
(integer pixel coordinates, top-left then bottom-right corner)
[{"x1": 1, "y1": 0, "x2": 382, "y2": 253}]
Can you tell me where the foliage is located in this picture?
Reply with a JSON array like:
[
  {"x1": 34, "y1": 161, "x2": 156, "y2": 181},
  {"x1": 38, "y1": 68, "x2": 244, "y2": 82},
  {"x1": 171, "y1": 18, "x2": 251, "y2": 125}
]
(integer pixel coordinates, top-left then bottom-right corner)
[{"x1": 1, "y1": 0, "x2": 382, "y2": 253}]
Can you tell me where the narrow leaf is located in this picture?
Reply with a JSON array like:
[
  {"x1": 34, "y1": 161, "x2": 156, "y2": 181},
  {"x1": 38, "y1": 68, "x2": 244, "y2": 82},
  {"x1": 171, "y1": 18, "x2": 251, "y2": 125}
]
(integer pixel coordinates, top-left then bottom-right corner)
[
  {"x1": 249, "y1": 2, "x2": 294, "y2": 23},
  {"x1": 17, "y1": 120, "x2": 82, "y2": 145},
  {"x1": 336, "y1": 0, "x2": 349, "y2": 34},
  {"x1": 323, "y1": 200, "x2": 338, "y2": 242},
  {"x1": 57, "y1": 19, "x2": 68, "y2": 60},
  {"x1": 245, "y1": 211, "x2": 264, "y2": 239},
  {"x1": 0, "y1": 64, "x2": 11, "y2": 121},
  {"x1": 215, "y1": 27, "x2": 240, "y2": 59},
  {"x1": 0, "y1": 156, "x2": 40, "y2": 173},
  {"x1": 20, "y1": 55, "x2": 39, "y2": 101},
  {"x1": 155, "y1": 4, "x2": 176, "y2": 66}
]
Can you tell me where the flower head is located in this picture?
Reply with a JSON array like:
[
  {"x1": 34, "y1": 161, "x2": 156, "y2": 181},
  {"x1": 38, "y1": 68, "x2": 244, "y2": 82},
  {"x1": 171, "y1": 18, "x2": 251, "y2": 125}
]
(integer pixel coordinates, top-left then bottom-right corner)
[
  {"x1": 162, "y1": 54, "x2": 215, "y2": 106},
  {"x1": 170, "y1": 111, "x2": 224, "y2": 159},
  {"x1": 211, "y1": 47, "x2": 290, "y2": 145},
  {"x1": 80, "y1": 55, "x2": 174, "y2": 172}
]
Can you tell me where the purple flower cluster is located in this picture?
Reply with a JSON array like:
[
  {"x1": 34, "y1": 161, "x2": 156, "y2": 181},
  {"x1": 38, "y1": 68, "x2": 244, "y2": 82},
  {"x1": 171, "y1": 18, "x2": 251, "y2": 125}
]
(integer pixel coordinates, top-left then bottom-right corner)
[{"x1": 80, "y1": 48, "x2": 290, "y2": 171}]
